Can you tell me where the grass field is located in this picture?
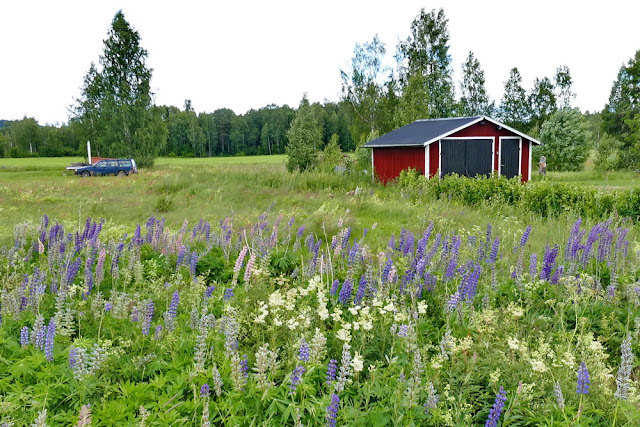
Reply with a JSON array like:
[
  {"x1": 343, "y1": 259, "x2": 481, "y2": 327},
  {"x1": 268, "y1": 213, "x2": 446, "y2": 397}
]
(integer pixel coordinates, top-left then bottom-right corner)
[{"x1": 1, "y1": 157, "x2": 639, "y2": 425}]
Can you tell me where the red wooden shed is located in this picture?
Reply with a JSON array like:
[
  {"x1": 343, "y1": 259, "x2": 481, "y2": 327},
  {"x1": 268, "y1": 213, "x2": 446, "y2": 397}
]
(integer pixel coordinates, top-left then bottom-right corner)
[{"x1": 363, "y1": 116, "x2": 541, "y2": 183}]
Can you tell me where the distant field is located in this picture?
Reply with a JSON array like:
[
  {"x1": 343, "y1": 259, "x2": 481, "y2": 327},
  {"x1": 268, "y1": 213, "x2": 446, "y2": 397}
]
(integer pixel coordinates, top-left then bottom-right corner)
[{"x1": 0, "y1": 155, "x2": 599, "y2": 249}]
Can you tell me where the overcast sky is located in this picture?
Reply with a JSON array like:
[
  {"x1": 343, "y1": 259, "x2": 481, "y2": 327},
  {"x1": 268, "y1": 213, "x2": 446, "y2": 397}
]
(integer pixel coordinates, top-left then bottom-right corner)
[{"x1": 2, "y1": 0, "x2": 639, "y2": 125}]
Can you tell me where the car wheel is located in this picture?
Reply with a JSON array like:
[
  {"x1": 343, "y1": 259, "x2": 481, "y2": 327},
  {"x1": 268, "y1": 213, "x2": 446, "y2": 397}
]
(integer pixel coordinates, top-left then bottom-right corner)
[
  {"x1": 117, "y1": 170, "x2": 127, "y2": 177},
  {"x1": 82, "y1": 171, "x2": 91, "y2": 177}
]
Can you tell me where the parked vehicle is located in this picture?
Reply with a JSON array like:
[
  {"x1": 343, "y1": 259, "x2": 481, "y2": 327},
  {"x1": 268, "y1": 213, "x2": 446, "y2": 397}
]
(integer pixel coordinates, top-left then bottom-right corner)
[{"x1": 75, "y1": 159, "x2": 138, "y2": 177}]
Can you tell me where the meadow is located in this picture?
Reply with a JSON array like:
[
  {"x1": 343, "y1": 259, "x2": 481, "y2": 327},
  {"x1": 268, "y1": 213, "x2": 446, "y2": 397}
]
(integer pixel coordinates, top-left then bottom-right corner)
[{"x1": 0, "y1": 157, "x2": 639, "y2": 426}]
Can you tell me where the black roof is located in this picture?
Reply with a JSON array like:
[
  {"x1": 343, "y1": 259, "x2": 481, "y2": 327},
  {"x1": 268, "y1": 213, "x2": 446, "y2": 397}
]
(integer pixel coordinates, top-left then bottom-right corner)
[
  {"x1": 364, "y1": 116, "x2": 482, "y2": 147},
  {"x1": 364, "y1": 116, "x2": 490, "y2": 147}
]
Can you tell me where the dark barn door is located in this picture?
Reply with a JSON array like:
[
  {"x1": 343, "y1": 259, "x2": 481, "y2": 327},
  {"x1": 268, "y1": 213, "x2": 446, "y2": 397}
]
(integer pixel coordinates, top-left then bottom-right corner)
[
  {"x1": 441, "y1": 139, "x2": 492, "y2": 177},
  {"x1": 500, "y1": 138, "x2": 520, "y2": 179}
]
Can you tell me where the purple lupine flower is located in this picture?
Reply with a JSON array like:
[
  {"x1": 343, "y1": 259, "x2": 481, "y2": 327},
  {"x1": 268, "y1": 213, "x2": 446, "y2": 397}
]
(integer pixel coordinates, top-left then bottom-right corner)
[
  {"x1": 65, "y1": 258, "x2": 82, "y2": 286},
  {"x1": 169, "y1": 291, "x2": 179, "y2": 319},
  {"x1": 529, "y1": 253, "x2": 537, "y2": 278},
  {"x1": 550, "y1": 265, "x2": 563, "y2": 285},
  {"x1": 189, "y1": 252, "x2": 198, "y2": 276},
  {"x1": 223, "y1": 288, "x2": 234, "y2": 301},
  {"x1": 381, "y1": 259, "x2": 393, "y2": 284},
  {"x1": 289, "y1": 365, "x2": 306, "y2": 394},
  {"x1": 200, "y1": 383, "x2": 210, "y2": 397},
  {"x1": 354, "y1": 276, "x2": 367, "y2": 305},
  {"x1": 20, "y1": 326, "x2": 30, "y2": 347},
  {"x1": 444, "y1": 257, "x2": 457, "y2": 282},
  {"x1": 69, "y1": 346, "x2": 78, "y2": 368},
  {"x1": 326, "y1": 359, "x2": 338, "y2": 385},
  {"x1": 459, "y1": 264, "x2": 482, "y2": 302},
  {"x1": 104, "y1": 302, "x2": 113, "y2": 312},
  {"x1": 297, "y1": 226, "x2": 305, "y2": 238},
  {"x1": 154, "y1": 325, "x2": 163, "y2": 340},
  {"x1": 205, "y1": 285, "x2": 216, "y2": 299},
  {"x1": 299, "y1": 339, "x2": 310, "y2": 362},
  {"x1": 329, "y1": 279, "x2": 340, "y2": 297},
  {"x1": 520, "y1": 225, "x2": 532, "y2": 247},
  {"x1": 142, "y1": 299, "x2": 154, "y2": 335},
  {"x1": 540, "y1": 245, "x2": 559, "y2": 281},
  {"x1": 446, "y1": 291, "x2": 461, "y2": 313},
  {"x1": 130, "y1": 306, "x2": 140, "y2": 323},
  {"x1": 403, "y1": 231, "x2": 415, "y2": 256},
  {"x1": 397, "y1": 324, "x2": 409, "y2": 338},
  {"x1": 485, "y1": 386, "x2": 507, "y2": 427},
  {"x1": 240, "y1": 354, "x2": 249, "y2": 377},
  {"x1": 326, "y1": 393, "x2": 340, "y2": 427},
  {"x1": 577, "y1": 361, "x2": 590, "y2": 394},
  {"x1": 488, "y1": 237, "x2": 500, "y2": 264},
  {"x1": 388, "y1": 234, "x2": 395, "y2": 250},
  {"x1": 338, "y1": 279, "x2": 353, "y2": 305},
  {"x1": 176, "y1": 245, "x2": 186, "y2": 269},
  {"x1": 44, "y1": 320, "x2": 56, "y2": 361}
]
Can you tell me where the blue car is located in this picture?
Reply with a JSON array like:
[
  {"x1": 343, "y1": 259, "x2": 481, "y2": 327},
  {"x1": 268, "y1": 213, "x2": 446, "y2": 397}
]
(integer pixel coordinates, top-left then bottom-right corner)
[{"x1": 75, "y1": 159, "x2": 138, "y2": 177}]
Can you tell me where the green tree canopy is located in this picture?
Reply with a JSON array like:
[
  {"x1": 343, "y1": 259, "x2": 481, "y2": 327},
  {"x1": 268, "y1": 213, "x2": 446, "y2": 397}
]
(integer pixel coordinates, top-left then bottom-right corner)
[
  {"x1": 340, "y1": 35, "x2": 390, "y2": 143},
  {"x1": 459, "y1": 51, "x2": 493, "y2": 116},
  {"x1": 396, "y1": 8, "x2": 455, "y2": 119},
  {"x1": 601, "y1": 50, "x2": 640, "y2": 168},
  {"x1": 529, "y1": 77, "x2": 557, "y2": 129},
  {"x1": 72, "y1": 10, "x2": 166, "y2": 167},
  {"x1": 498, "y1": 68, "x2": 530, "y2": 130},
  {"x1": 537, "y1": 108, "x2": 591, "y2": 171},
  {"x1": 286, "y1": 98, "x2": 321, "y2": 172}
]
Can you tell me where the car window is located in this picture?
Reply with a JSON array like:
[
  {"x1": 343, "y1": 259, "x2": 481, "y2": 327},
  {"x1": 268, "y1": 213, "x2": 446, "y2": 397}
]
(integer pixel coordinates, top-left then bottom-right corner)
[
  {"x1": 106, "y1": 161, "x2": 117, "y2": 168},
  {"x1": 120, "y1": 160, "x2": 132, "y2": 167},
  {"x1": 95, "y1": 161, "x2": 107, "y2": 168}
]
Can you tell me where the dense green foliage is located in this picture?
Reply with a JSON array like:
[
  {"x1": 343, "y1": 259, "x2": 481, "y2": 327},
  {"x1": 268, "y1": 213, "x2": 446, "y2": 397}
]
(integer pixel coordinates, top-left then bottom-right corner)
[
  {"x1": 601, "y1": 50, "x2": 640, "y2": 170},
  {"x1": 286, "y1": 100, "x2": 322, "y2": 172},
  {"x1": 398, "y1": 169, "x2": 640, "y2": 221},
  {"x1": 537, "y1": 109, "x2": 592, "y2": 171}
]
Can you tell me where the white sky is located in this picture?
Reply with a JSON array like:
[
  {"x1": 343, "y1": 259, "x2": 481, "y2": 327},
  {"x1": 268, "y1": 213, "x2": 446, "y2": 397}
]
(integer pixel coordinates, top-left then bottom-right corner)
[{"x1": 1, "y1": 0, "x2": 638, "y2": 125}]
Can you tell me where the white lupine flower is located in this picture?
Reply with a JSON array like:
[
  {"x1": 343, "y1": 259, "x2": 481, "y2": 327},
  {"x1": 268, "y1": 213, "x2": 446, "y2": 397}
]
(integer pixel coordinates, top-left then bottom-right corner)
[
  {"x1": 331, "y1": 308, "x2": 343, "y2": 322},
  {"x1": 269, "y1": 291, "x2": 285, "y2": 307},
  {"x1": 352, "y1": 352, "x2": 364, "y2": 373},
  {"x1": 336, "y1": 328, "x2": 351, "y2": 342},
  {"x1": 287, "y1": 318, "x2": 299, "y2": 330},
  {"x1": 529, "y1": 359, "x2": 549, "y2": 373},
  {"x1": 507, "y1": 337, "x2": 520, "y2": 351},
  {"x1": 417, "y1": 301, "x2": 428, "y2": 314}
]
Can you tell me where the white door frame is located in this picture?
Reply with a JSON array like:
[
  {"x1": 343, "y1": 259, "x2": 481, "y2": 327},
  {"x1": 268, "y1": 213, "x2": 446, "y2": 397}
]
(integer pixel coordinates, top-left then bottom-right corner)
[{"x1": 498, "y1": 136, "x2": 522, "y2": 177}]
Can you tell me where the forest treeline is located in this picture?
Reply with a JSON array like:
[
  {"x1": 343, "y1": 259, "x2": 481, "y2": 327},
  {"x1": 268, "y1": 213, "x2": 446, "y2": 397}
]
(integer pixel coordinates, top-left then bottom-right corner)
[{"x1": 1, "y1": 8, "x2": 638, "y2": 171}]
